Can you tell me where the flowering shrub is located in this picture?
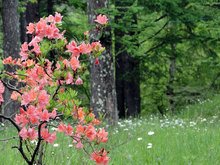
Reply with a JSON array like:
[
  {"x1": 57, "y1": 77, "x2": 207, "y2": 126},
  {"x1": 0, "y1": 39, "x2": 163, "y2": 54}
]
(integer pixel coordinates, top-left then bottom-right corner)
[{"x1": 0, "y1": 12, "x2": 109, "y2": 165}]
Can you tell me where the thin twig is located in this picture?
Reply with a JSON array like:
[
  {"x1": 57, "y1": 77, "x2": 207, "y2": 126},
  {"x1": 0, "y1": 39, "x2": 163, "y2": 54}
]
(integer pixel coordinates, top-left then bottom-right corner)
[
  {"x1": 144, "y1": 41, "x2": 166, "y2": 55},
  {"x1": 0, "y1": 78, "x2": 22, "y2": 95},
  {"x1": 154, "y1": 14, "x2": 167, "y2": 22},
  {"x1": 30, "y1": 121, "x2": 47, "y2": 164},
  {"x1": 25, "y1": 140, "x2": 33, "y2": 157},
  {"x1": 0, "y1": 136, "x2": 18, "y2": 141},
  {"x1": 148, "y1": 21, "x2": 168, "y2": 40},
  {"x1": 52, "y1": 81, "x2": 61, "y2": 100}
]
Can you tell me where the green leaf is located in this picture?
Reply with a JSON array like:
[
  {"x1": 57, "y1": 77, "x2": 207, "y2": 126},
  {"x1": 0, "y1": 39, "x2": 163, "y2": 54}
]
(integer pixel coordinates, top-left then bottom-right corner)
[
  {"x1": 0, "y1": 60, "x2": 4, "y2": 71},
  {"x1": 16, "y1": 69, "x2": 26, "y2": 80}
]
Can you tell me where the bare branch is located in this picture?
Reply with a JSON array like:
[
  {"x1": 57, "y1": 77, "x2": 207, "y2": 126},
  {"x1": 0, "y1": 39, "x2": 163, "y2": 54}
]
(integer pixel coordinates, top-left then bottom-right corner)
[
  {"x1": 0, "y1": 136, "x2": 18, "y2": 141},
  {"x1": 148, "y1": 21, "x2": 169, "y2": 40},
  {"x1": 30, "y1": 121, "x2": 47, "y2": 164},
  {"x1": 144, "y1": 41, "x2": 166, "y2": 55},
  {"x1": 140, "y1": 22, "x2": 168, "y2": 45},
  {"x1": 0, "y1": 78, "x2": 22, "y2": 95},
  {"x1": 0, "y1": 114, "x2": 31, "y2": 164},
  {"x1": 154, "y1": 14, "x2": 167, "y2": 22},
  {"x1": 52, "y1": 81, "x2": 61, "y2": 100},
  {"x1": 0, "y1": 114, "x2": 20, "y2": 132}
]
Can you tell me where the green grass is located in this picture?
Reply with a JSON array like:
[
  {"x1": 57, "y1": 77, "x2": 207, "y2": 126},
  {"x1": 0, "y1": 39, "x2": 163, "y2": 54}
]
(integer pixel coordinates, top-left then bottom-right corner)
[
  {"x1": 0, "y1": 95, "x2": 220, "y2": 165},
  {"x1": 178, "y1": 94, "x2": 220, "y2": 119}
]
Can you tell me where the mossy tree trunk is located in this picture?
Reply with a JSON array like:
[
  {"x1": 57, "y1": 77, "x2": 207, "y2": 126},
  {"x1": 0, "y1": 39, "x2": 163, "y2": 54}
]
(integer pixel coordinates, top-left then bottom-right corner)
[{"x1": 87, "y1": 0, "x2": 118, "y2": 124}]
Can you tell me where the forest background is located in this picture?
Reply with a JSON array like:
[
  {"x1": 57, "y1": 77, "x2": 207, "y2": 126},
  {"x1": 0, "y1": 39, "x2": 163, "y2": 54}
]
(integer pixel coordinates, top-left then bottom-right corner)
[{"x1": 0, "y1": 0, "x2": 220, "y2": 121}]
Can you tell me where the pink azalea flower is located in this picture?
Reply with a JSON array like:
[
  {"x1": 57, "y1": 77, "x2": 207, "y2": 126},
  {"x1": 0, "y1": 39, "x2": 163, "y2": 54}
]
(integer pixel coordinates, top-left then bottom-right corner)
[
  {"x1": 21, "y1": 42, "x2": 29, "y2": 52},
  {"x1": 85, "y1": 125, "x2": 96, "y2": 142},
  {"x1": 37, "y1": 90, "x2": 50, "y2": 109},
  {"x1": 57, "y1": 122, "x2": 67, "y2": 133},
  {"x1": 29, "y1": 36, "x2": 42, "y2": 47},
  {"x1": 41, "y1": 128, "x2": 57, "y2": 144},
  {"x1": 75, "y1": 76, "x2": 83, "y2": 85},
  {"x1": 56, "y1": 61, "x2": 61, "y2": 70},
  {"x1": 15, "y1": 111, "x2": 29, "y2": 127},
  {"x1": 95, "y1": 58, "x2": 99, "y2": 65},
  {"x1": 26, "y1": 23, "x2": 35, "y2": 34},
  {"x1": 92, "y1": 41, "x2": 104, "y2": 51},
  {"x1": 65, "y1": 123, "x2": 73, "y2": 136},
  {"x1": 21, "y1": 90, "x2": 37, "y2": 106},
  {"x1": 97, "y1": 128, "x2": 108, "y2": 143},
  {"x1": 70, "y1": 57, "x2": 81, "y2": 71},
  {"x1": 65, "y1": 72, "x2": 73, "y2": 84},
  {"x1": 79, "y1": 42, "x2": 92, "y2": 55},
  {"x1": 76, "y1": 125, "x2": 85, "y2": 134},
  {"x1": 0, "y1": 81, "x2": 5, "y2": 104},
  {"x1": 54, "y1": 12, "x2": 63, "y2": 23},
  {"x1": 91, "y1": 149, "x2": 110, "y2": 165},
  {"x1": 94, "y1": 14, "x2": 108, "y2": 25},
  {"x1": 47, "y1": 15, "x2": 54, "y2": 23},
  {"x1": 32, "y1": 43, "x2": 41, "y2": 55},
  {"x1": 27, "y1": 105, "x2": 39, "y2": 125},
  {"x1": 76, "y1": 141, "x2": 84, "y2": 149},
  {"x1": 19, "y1": 127, "x2": 38, "y2": 141},
  {"x1": 39, "y1": 110, "x2": 50, "y2": 122},
  {"x1": 49, "y1": 108, "x2": 57, "y2": 118}
]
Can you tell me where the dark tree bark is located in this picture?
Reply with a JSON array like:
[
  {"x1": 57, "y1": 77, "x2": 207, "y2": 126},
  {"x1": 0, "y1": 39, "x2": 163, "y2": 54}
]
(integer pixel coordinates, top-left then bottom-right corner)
[
  {"x1": 115, "y1": 0, "x2": 140, "y2": 118},
  {"x1": 2, "y1": 0, "x2": 20, "y2": 117},
  {"x1": 20, "y1": 1, "x2": 39, "y2": 44},
  {"x1": 47, "y1": 0, "x2": 54, "y2": 15},
  {"x1": 26, "y1": 2, "x2": 39, "y2": 42},
  {"x1": 87, "y1": 0, "x2": 118, "y2": 124},
  {"x1": 20, "y1": 3, "x2": 27, "y2": 43}
]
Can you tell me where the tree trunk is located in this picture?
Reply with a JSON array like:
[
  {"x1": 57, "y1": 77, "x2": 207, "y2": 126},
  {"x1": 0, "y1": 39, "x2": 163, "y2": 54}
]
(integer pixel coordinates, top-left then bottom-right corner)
[
  {"x1": 87, "y1": 0, "x2": 118, "y2": 124},
  {"x1": 26, "y1": 1, "x2": 39, "y2": 42},
  {"x1": 20, "y1": 1, "x2": 39, "y2": 43},
  {"x1": 115, "y1": 0, "x2": 140, "y2": 118},
  {"x1": 2, "y1": 0, "x2": 20, "y2": 117},
  {"x1": 20, "y1": 2, "x2": 27, "y2": 43},
  {"x1": 47, "y1": 0, "x2": 54, "y2": 15}
]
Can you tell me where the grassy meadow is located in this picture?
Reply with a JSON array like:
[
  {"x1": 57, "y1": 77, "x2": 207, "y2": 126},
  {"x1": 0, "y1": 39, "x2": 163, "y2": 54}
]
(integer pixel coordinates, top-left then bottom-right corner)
[{"x1": 0, "y1": 95, "x2": 220, "y2": 165}]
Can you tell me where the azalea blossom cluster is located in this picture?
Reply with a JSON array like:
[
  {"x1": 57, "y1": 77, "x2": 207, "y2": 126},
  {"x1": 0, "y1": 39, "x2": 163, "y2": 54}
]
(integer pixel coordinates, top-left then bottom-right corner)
[
  {"x1": 0, "y1": 13, "x2": 109, "y2": 165},
  {"x1": 0, "y1": 81, "x2": 5, "y2": 105}
]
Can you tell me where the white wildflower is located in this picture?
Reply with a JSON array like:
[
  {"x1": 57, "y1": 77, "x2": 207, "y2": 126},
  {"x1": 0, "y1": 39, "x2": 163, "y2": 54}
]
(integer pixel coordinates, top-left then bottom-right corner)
[
  {"x1": 190, "y1": 122, "x2": 196, "y2": 127},
  {"x1": 201, "y1": 118, "x2": 207, "y2": 122},
  {"x1": 148, "y1": 131, "x2": 154, "y2": 136},
  {"x1": 51, "y1": 127, "x2": 57, "y2": 131},
  {"x1": 30, "y1": 139, "x2": 37, "y2": 145},
  {"x1": 53, "y1": 143, "x2": 59, "y2": 147},
  {"x1": 137, "y1": 137, "x2": 143, "y2": 141},
  {"x1": 68, "y1": 144, "x2": 73, "y2": 148},
  {"x1": 147, "y1": 143, "x2": 152, "y2": 149}
]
